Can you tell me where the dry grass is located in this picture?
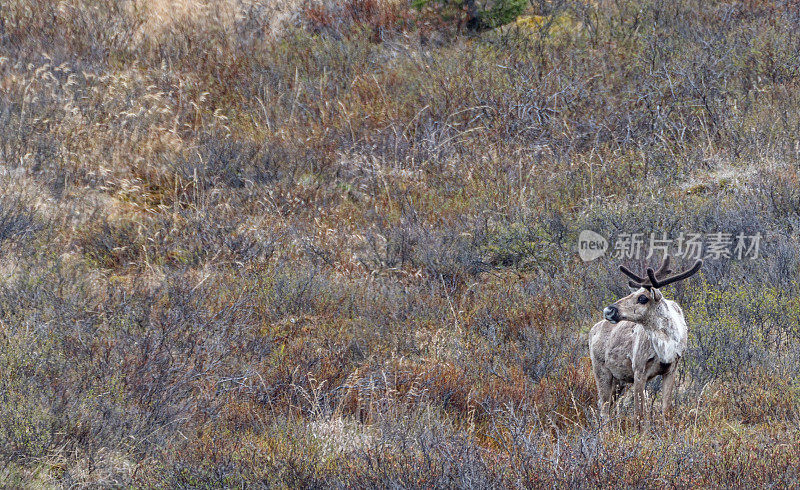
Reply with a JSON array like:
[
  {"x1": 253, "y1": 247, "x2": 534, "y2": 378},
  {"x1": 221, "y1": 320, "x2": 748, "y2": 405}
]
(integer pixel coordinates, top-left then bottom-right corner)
[{"x1": 2, "y1": 0, "x2": 800, "y2": 486}]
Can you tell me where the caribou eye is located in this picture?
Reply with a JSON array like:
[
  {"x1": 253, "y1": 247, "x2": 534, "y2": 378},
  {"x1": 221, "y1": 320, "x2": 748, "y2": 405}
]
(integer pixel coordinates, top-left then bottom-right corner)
[{"x1": 637, "y1": 295, "x2": 649, "y2": 304}]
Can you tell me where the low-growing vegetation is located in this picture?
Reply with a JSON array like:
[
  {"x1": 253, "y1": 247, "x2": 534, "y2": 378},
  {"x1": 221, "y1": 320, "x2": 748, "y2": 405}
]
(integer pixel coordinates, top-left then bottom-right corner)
[{"x1": 2, "y1": 0, "x2": 800, "y2": 486}]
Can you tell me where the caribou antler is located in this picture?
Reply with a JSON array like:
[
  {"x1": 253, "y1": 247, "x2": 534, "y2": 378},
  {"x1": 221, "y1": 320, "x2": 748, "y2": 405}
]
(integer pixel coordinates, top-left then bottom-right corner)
[
  {"x1": 645, "y1": 259, "x2": 702, "y2": 289},
  {"x1": 620, "y1": 255, "x2": 674, "y2": 288}
]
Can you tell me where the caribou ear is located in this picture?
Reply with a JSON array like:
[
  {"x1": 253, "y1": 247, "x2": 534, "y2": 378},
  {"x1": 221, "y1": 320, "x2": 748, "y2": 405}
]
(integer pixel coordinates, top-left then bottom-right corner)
[{"x1": 652, "y1": 288, "x2": 663, "y2": 302}]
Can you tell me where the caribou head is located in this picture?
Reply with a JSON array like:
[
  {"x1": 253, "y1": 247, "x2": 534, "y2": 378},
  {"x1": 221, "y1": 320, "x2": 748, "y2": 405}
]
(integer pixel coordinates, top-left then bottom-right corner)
[{"x1": 603, "y1": 255, "x2": 702, "y2": 325}]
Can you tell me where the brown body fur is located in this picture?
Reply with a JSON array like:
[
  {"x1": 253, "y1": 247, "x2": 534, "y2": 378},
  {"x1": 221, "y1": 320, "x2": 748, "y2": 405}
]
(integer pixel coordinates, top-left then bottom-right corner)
[{"x1": 589, "y1": 318, "x2": 679, "y2": 422}]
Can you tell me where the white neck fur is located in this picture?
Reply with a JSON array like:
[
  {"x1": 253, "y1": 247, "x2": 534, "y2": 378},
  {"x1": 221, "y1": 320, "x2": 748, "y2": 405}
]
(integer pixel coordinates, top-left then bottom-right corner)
[{"x1": 640, "y1": 298, "x2": 687, "y2": 363}]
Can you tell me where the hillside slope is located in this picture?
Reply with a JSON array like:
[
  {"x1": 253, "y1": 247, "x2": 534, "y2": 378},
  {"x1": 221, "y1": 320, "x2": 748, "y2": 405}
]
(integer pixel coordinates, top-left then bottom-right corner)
[{"x1": 2, "y1": 0, "x2": 800, "y2": 486}]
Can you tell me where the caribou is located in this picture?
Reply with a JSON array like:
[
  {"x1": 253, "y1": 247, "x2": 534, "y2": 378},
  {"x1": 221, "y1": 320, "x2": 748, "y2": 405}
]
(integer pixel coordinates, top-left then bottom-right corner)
[{"x1": 588, "y1": 255, "x2": 702, "y2": 423}]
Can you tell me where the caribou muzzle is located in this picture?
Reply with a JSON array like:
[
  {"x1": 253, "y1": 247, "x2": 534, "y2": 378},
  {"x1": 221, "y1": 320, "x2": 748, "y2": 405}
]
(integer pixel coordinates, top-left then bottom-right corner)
[{"x1": 603, "y1": 305, "x2": 620, "y2": 323}]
